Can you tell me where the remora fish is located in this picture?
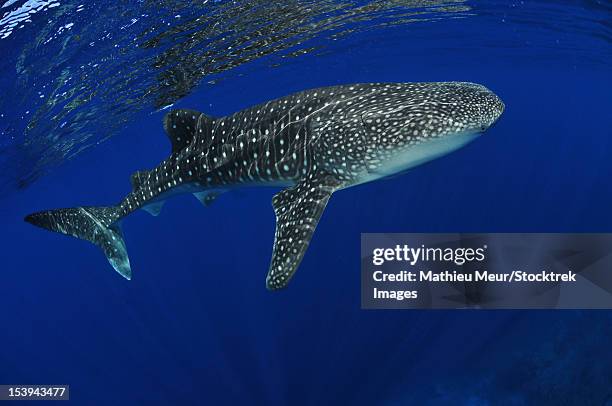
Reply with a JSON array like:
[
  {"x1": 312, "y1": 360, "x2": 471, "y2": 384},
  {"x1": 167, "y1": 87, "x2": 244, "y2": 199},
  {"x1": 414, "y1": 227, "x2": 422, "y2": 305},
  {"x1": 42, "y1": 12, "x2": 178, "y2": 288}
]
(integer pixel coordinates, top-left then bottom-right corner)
[{"x1": 25, "y1": 82, "x2": 504, "y2": 290}]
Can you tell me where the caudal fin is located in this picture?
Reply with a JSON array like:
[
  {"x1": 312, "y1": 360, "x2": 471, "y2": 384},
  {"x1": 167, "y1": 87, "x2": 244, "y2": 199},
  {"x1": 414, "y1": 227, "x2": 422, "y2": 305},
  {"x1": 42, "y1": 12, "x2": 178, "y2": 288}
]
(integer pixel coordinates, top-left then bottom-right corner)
[{"x1": 24, "y1": 206, "x2": 132, "y2": 279}]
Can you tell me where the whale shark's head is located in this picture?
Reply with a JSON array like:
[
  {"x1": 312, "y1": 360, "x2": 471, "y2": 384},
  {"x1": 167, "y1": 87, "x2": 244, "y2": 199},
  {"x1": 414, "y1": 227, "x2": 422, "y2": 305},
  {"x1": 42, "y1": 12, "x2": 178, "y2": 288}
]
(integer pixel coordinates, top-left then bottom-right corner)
[{"x1": 357, "y1": 82, "x2": 504, "y2": 177}]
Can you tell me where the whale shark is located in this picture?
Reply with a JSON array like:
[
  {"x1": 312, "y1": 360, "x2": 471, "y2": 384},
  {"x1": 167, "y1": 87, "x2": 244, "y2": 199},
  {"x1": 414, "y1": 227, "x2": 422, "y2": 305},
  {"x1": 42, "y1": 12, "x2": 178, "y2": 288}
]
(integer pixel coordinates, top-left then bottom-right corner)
[{"x1": 25, "y1": 82, "x2": 504, "y2": 290}]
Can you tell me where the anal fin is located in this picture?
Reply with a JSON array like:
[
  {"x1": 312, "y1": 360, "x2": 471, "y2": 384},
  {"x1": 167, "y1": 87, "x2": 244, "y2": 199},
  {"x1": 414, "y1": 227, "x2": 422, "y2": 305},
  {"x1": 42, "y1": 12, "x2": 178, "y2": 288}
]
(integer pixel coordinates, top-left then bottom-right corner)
[{"x1": 266, "y1": 172, "x2": 342, "y2": 290}]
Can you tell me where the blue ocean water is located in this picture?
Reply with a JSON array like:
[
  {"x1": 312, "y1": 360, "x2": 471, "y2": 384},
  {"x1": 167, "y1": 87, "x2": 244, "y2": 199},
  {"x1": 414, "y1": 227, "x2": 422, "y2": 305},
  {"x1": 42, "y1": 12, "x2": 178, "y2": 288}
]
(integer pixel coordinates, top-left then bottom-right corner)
[{"x1": 1, "y1": 0, "x2": 611, "y2": 404}]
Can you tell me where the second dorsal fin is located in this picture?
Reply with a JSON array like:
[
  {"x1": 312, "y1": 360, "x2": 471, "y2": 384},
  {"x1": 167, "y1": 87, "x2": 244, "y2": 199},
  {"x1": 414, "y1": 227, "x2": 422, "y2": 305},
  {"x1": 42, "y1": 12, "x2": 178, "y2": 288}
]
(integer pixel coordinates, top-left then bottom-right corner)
[
  {"x1": 130, "y1": 170, "x2": 151, "y2": 191},
  {"x1": 163, "y1": 109, "x2": 215, "y2": 154}
]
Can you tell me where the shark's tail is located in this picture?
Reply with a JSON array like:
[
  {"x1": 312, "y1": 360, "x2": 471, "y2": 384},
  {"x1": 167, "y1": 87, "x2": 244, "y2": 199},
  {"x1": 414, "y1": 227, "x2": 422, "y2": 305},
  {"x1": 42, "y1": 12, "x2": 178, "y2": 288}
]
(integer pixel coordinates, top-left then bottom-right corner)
[{"x1": 24, "y1": 206, "x2": 131, "y2": 279}]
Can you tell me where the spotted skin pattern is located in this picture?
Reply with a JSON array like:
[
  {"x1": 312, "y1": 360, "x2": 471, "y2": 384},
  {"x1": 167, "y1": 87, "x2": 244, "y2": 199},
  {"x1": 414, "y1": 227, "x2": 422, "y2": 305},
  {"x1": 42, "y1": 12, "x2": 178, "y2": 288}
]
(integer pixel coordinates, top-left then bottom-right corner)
[{"x1": 25, "y1": 82, "x2": 504, "y2": 290}]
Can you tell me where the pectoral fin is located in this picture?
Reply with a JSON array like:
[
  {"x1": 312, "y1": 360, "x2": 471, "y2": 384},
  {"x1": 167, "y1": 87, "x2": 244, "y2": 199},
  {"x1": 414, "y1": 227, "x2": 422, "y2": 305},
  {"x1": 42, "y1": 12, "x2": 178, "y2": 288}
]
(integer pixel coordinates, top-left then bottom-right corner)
[{"x1": 266, "y1": 172, "x2": 342, "y2": 290}]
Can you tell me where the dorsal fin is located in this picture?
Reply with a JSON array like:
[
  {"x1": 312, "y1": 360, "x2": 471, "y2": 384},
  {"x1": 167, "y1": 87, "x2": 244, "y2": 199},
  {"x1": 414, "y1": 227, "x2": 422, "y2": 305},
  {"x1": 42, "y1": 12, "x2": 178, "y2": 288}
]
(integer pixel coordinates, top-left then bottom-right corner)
[
  {"x1": 130, "y1": 170, "x2": 151, "y2": 191},
  {"x1": 163, "y1": 109, "x2": 215, "y2": 153}
]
